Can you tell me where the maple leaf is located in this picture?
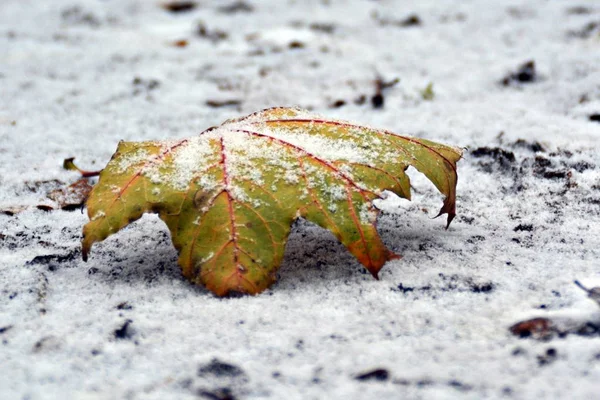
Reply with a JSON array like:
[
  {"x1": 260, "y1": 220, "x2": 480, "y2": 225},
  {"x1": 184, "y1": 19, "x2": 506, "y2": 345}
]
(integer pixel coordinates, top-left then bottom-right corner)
[{"x1": 82, "y1": 108, "x2": 462, "y2": 296}]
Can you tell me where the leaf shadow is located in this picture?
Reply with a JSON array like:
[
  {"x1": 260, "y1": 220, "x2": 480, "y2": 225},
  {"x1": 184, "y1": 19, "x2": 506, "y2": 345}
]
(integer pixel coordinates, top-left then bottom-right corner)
[
  {"x1": 276, "y1": 218, "x2": 374, "y2": 289},
  {"x1": 276, "y1": 209, "x2": 461, "y2": 291},
  {"x1": 84, "y1": 215, "x2": 189, "y2": 289},
  {"x1": 84, "y1": 211, "x2": 459, "y2": 294}
]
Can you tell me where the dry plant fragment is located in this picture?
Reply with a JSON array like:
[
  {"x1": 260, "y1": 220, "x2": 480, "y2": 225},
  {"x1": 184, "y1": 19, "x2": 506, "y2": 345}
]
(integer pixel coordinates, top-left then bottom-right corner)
[
  {"x1": 575, "y1": 280, "x2": 600, "y2": 307},
  {"x1": 82, "y1": 107, "x2": 462, "y2": 296}
]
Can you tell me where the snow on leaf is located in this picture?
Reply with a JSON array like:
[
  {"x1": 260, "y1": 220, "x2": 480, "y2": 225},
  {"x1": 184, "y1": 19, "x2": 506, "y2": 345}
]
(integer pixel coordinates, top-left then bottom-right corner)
[{"x1": 81, "y1": 107, "x2": 462, "y2": 296}]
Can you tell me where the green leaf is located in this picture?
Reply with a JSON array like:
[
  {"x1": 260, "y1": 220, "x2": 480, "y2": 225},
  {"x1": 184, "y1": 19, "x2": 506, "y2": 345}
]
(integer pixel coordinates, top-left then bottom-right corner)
[
  {"x1": 420, "y1": 82, "x2": 435, "y2": 101},
  {"x1": 82, "y1": 107, "x2": 462, "y2": 296}
]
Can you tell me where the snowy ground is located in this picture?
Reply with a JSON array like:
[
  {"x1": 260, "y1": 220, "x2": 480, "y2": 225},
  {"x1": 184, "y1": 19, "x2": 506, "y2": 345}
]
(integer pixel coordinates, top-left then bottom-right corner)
[{"x1": 2, "y1": 0, "x2": 600, "y2": 399}]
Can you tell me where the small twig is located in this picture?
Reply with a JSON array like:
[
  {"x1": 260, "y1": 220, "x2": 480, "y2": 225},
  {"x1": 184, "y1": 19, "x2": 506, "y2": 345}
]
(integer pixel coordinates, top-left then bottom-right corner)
[
  {"x1": 574, "y1": 280, "x2": 590, "y2": 293},
  {"x1": 574, "y1": 280, "x2": 600, "y2": 307},
  {"x1": 371, "y1": 76, "x2": 400, "y2": 109}
]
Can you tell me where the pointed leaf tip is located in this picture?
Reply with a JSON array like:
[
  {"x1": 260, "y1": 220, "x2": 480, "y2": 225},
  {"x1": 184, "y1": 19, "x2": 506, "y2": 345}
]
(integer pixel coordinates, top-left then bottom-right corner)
[
  {"x1": 81, "y1": 107, "x2": 461, "y2": 296},
  {"x1": 435, "y1": 204, "x2": 456, "y2": 229},
  {"x1": 447, "y1": 212, "x2": 456, "y2": 228}
]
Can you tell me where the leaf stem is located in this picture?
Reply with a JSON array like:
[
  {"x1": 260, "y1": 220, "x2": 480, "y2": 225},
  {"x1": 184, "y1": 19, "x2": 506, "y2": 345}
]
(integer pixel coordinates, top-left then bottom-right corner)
[{"x1": 63, "y1": 158, "x2": 102, "y2": 178}]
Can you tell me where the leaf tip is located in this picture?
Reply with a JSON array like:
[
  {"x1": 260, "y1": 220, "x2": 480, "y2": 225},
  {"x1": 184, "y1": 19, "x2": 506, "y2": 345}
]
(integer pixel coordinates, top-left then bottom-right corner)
[
  {"x1": 445, "y1": 212, "x2": 456, "y2": 229},
  {"x1": 81, "y1": 230, "x2": 94, "y2": 262},
  {"x1": 434, "y1": 199, "x2": 456, "y2": 229},
  {"x1": 367, "y1": 250, "x2": 401, "y2": 280}
]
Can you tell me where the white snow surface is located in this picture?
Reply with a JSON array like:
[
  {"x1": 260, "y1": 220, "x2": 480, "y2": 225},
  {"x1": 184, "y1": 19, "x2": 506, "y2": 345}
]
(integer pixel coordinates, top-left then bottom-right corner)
[{"x1": 2, "y1": 0, "x2": 600, "y2": 399}]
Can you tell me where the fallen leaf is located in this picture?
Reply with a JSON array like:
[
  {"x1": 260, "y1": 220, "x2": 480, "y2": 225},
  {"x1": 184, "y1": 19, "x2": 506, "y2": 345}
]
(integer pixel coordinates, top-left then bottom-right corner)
[
  {"x1": 1, "y1": 177, "x2": 92, "y2": 215},
  {"x1": 501, "y1": 60, "x2": 537, "y2": 86},
  {"x1": 48, "y1": 178, "x2": 93, "y2": 210},
  {"x1": 355, "y1": 368, "x2": 389, "y2": 381},
  {"x1": 205, "y1": 99, "x2": 242, "y2": 108},
  {"x1": 82, "y1": 107, "x2": 462, "y2": 296},
  {"x1": 1, "y1": 206, "x2": 29, "y2": 216},
  {"x1": 420, "y1": 82, "x2": 435, "y2": 101},
  {"x1": 509, "y1": 318, "x2": 554, "y2": 339},
  {"x1": 217, "y1": 1, "x2": 254, "y2": 14},
  {"x1": 196, "y1": 22, "x2": 228, "y2": 43},
  {"x1": 161, "y1": 1, "x2": 197, "y2": 13},
  {"x1": 509, "y1": 316, "x2": 600, "y2": 340},
  {"x1": 509, "y1": 282, "x2": 600, "y2": 340},
  {"x1": 0, "y1": 325, "x2": 13, "y2": 334},
  {"x1": 171, "y1": 39, "x2": 189, "y2": 48}
]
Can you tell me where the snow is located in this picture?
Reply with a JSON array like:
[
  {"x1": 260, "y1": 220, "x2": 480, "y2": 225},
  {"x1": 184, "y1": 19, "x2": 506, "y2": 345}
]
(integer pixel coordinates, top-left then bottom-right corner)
[
  {"x1": 2, "y1": 0, "x2": 600, "y2": 399},
  {"x1": 127, "y1": 108, "x2": 424, "y2": 204}
]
